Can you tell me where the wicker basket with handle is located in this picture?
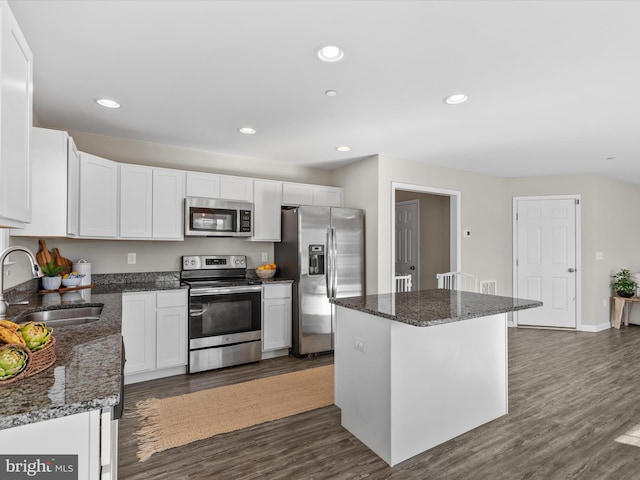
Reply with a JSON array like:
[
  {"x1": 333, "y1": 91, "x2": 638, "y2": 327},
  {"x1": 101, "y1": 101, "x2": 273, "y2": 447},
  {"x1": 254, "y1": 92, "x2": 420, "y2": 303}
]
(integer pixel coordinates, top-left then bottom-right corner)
[{"x1": 24, "y1": 336, "x2": 56, "y2": 378}]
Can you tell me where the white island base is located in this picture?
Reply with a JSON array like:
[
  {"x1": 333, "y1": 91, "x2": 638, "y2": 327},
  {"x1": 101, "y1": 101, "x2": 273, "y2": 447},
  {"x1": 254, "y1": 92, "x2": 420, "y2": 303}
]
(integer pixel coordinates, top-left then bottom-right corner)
[{"x1": 334, "y1": 306, "x2": 508, "y2": 467}]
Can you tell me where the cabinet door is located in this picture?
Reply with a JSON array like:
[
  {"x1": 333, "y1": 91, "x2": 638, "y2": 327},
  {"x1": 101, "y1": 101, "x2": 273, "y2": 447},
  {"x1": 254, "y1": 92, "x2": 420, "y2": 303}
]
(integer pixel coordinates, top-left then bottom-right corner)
[
  {"x1": 252, "y1": 179, "x2": 281, "y2": 241},
  {"x1": 122, "y1": 293, "x2": 156, "y2": 375},
  {"x1": 67, "y1": 136, "x2": 80, "y2": 236},
  {"x1": 282, "y1": 183, "x2": 313, "y2": 206},
  {"x1": 156, "y1": 306, "x2": 187, "y2": 369},
  {"x1": 313, "y1": 186, "x2": 343, "y2": 207},
  {"x1": 119, "y1": 164, "x2": 152, "y2": 238},
  {"x1": 186, "y1": 171, "x2": 220, "y2": 198},
  {"x1": 78, "y1": 153, "x2": 119, "y2": 237},
  {"x1": 11, "y1": 127, "x2": 67, "y2": 237},
  {"x1": 153, "y1": 168, "x2": 185, "y2": 239},
  {"x1": 220, "y1": 175, "x2": 253, "y2": 202},
  {"x1": 0, "y1": 3, "x2": 32, "y2": 226},
  {"x1": 262, "y1": 298, "x2": 292, "y2": 351}
]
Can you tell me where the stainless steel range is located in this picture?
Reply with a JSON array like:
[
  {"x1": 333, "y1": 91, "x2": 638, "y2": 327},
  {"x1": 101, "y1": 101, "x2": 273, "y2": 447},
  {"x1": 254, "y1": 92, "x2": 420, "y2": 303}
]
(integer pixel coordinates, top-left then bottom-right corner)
[{"x1": 181, "y1": 255, "x2": 262, "y2": 373}]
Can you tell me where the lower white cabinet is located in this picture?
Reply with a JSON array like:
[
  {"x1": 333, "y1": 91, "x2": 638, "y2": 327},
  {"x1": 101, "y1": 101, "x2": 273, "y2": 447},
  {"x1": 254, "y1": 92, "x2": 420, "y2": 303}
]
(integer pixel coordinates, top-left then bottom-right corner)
[
  {"x1": 262, "y1": 283, "x2": 292, "y2": 358},
  {"x1": 0, "y1": 409, "x2": 116, "y2": 480},
  {"x1": 122, "y1": 289, "x2": 188, "y2": 384}
]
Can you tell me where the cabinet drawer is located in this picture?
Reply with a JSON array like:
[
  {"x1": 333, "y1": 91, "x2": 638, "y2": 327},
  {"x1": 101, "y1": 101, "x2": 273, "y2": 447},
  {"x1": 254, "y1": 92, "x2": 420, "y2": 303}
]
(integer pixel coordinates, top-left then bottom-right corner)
[
  {"x1": 263, "y1": 284, "x2": 292, "y2": 299},
  {"x1": 157, "y1": 290, "x2": 187, "y2": 308}
]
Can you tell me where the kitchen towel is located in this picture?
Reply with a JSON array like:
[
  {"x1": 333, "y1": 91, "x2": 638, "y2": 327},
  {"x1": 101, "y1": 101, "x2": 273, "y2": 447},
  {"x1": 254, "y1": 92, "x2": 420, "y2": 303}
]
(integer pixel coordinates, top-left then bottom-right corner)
[{"x1": 134, "y1": 364, "x2": 334, "y2": 461}]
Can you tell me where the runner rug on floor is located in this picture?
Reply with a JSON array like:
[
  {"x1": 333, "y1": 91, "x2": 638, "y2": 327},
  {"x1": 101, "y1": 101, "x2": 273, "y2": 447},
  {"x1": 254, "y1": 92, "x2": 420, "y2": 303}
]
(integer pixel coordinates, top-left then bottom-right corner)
[{"x1": 135, "y1": 364, "x2": 334, "y2": 461}]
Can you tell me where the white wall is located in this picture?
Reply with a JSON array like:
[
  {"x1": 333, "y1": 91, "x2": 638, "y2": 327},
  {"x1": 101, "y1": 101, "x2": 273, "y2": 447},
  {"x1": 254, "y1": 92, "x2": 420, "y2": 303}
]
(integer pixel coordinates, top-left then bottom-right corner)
[{"x1": 507, "y1": 174, "x2": 640, "y2": 328}]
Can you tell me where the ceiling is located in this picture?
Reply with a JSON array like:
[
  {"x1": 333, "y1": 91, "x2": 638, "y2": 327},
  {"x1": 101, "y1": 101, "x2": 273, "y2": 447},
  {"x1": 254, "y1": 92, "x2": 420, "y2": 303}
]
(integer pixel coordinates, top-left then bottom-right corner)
[{"x1": 9, "y1": 0, "x2": 640, "y2": 183}]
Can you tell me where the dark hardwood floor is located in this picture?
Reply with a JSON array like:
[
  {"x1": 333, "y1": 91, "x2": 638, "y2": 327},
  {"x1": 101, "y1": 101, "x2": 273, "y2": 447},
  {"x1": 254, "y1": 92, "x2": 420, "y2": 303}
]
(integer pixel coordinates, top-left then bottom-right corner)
[{"x1": 119, "y1": 327, "x2": 640, "y2": 479}]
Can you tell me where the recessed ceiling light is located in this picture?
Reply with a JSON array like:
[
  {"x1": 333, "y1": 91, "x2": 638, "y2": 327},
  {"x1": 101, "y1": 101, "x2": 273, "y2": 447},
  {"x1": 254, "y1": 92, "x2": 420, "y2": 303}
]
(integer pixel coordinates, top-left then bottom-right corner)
[
  {"x1": 325, "y1": 90, "x2": 338, "y2": 97},
  {"x1": 238, "y1": 127, "x2": 256, "y2": 135},
  {"x1": 95, "y1": 98, "x2": 121, "y2": 109},
  {"x1": 443, "y1": 93, "x2": 469, "y2": 105},
  {"x1": 317, "y1": 45, "x2": 344, "y2": 62},
  {"x1": 336, "y1": 146, "x2": 351, "y2": 152}
]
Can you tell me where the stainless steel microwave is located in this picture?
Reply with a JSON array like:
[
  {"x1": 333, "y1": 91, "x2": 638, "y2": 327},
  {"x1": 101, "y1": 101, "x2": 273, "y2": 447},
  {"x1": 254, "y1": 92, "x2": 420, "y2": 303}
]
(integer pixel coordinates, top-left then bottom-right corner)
[{"x1": 184, "y1": 197, "x2": 253, "y2": 237}]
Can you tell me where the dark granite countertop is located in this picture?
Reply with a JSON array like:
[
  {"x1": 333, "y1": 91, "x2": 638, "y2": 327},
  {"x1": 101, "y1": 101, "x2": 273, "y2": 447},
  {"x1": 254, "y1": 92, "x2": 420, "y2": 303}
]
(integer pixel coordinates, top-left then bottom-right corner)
[
  {"x1": 0, "y1": 273, "x2": 185, "y2": 430},
  {"x1": 330, "y1": 289, "x2": 542, "y2": 327}
]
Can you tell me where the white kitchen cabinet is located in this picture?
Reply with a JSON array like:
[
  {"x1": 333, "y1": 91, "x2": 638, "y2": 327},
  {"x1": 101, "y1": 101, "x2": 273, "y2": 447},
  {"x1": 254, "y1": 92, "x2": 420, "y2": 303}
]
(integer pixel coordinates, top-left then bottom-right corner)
[
  {"x1": 122, "y1": 289, "x2": 188, "y2": 384},
  {"x1": 0, "y1": 409, "x2": 104, "y2": 479},
  {"x1": 186, "y1": 171, "x2": 253, "y2": 202},
  {"x1": 252, "y1": 179, "x2": 282, "y2": 241},
  {"x1": 152, "y1": 167, "x2": 185, "y2": 239},
  {"x1": 117, "y1": 164, "x2": 185, "y2": 240},
  {"x1": 220, "y1": 174, "x2": 253, "y2": 202},
  {"x1": 262, "y1": 283, "x2": 292, "y2": 358},
  {"x1": 313, "y1": 185, "x2": 343, "y2": 207},
  {"x1": 119, "y1": 164, "x2": 153, "y2": 239},
  {"x1": 186, "y1": 171, "x2": 220, "y2": 198},
  {"x1": 282, "y1": 182, "x2": 344, "y2": 207},
  {"x1": 11, "y1": 127, "x2": 79, "y2": 237},
  {"x1": 282, "y1": 182, "x2": 313, "y2": 206},
  {"x1": 0, "y1": 1, "x2": 32, "y2": 228},
  {"x1": 67, "y1": 136, "x2": 80, "y2": 236},
  {"x1": 78, "y1": 152, "x2": 119, "y2": 238}
]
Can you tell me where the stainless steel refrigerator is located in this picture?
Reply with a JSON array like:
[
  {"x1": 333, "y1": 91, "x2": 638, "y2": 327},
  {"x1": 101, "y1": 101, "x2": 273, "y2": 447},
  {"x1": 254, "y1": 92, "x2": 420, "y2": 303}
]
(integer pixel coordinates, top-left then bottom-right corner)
[{"x1": 275, "y1": 206, "x2": 365, "y2": 356}]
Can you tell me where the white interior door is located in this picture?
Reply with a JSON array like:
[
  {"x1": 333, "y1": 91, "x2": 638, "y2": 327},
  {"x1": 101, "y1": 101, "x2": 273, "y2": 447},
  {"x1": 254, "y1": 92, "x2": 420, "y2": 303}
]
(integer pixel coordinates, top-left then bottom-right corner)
[
  {"x1": 515, "y1": 197, "x2": 578, "y2": 328},
  {"x1": 395, "y1": 200, "x2": 419, "y2": 291}
]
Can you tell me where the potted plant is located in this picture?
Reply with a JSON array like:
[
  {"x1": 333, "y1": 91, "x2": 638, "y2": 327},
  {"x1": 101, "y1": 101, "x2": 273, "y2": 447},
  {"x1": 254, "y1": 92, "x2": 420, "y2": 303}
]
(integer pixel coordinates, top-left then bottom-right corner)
[
  {"x1": 40, "y1": 259, "x2": 64, "y2": 290},
  {"x1": 611, "y1": 268, "x2": 638, "y2": 298}
]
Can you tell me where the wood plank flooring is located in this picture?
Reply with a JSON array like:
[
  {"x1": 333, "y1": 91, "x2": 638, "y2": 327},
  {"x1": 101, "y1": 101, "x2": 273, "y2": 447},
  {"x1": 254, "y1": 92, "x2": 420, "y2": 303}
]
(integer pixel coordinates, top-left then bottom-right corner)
[{"x1": 119, "y1": 327, "x2": 640, "y2": 479}]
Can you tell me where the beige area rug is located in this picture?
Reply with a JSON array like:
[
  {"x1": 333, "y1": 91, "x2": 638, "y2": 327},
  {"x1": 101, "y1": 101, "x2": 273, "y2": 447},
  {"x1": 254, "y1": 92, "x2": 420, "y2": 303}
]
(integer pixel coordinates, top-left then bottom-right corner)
[{"x1": 135, "y1": 365, "x2": 334, "y2": 461}]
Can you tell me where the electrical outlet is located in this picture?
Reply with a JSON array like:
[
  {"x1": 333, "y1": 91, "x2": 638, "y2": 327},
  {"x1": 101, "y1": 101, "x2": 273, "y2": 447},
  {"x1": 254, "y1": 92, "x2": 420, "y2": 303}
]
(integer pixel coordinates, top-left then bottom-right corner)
[
  {"x1": 127, "y1": 253, "x2": 136, "y2": 265},
  {"x1": 261, "y1": 252, "x2": 268, "y2": 262},
  {"x1": 596, "y1": 251, "x2": 604, "y2": 260},
  {"x1": 354, "y1": 337, "x2": 365, "y2": 352}
]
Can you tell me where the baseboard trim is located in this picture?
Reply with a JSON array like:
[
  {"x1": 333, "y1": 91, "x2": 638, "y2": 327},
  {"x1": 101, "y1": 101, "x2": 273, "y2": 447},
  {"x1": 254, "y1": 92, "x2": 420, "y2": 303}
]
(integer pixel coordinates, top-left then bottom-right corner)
[{"x1": 579, "y1": 322, "x2": 611, "y2": 333}]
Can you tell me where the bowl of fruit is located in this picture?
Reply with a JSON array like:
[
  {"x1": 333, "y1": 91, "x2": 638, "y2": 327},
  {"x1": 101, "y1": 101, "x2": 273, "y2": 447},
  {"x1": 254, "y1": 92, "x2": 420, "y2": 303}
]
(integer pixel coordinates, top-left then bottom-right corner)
[
  {"x1": 61, "y1": 272, "x2": 85, "y2": 288},
  {"x1": 255, "y1": 263, "x2": 277, "y2": 279}
]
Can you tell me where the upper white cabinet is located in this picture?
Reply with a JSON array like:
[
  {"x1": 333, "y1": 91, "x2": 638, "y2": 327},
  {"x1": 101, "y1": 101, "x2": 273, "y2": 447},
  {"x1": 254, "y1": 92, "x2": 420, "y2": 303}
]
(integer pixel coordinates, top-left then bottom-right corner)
[
  {"x1": 78, "y1": 152, "x2": 119, "y2": 238},
  {"x1": 11, "y1": 127, "x2": 78, "y2": 237},
  {"x1": 119, "y1": 164, "x2": 152, "y2": 239},
  {"x1": 282, "y1": 182, "x2": 343, "y2": 207},
  {"x1": 0, "y1": 2, "x2": 32, "y2": 227},
  {"x1": 220, "y1": 175, "x2": 253, "y2": 202},
  {"x1": 116, "y1": 164, "x2": 187, "y2": 240},
  {"x1": 252, "y1": 179, "x2": 282, "y2": 242},
  {"x1": 185, "y1": 171, "x2": 219, "y2": 198},
  {"x1": 152, "y1": 167, "x2": 185, "y2": 239},
  {"x1": 312, "y1": 185, "x2": 343, "y2": 207},
  {"x1": 186, "y1": 171, "x2": 253, "y2": 202}
]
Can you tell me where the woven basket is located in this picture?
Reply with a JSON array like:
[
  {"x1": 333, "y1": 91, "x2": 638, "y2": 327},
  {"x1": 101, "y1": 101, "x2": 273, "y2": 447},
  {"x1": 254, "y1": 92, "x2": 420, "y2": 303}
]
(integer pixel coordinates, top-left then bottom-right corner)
[
  {"x1": 0, "y1": 344, "x2": 32, "y2": 385},
  {"x1": 24, "y1": 336, "x2": 56, "y2": 378}
]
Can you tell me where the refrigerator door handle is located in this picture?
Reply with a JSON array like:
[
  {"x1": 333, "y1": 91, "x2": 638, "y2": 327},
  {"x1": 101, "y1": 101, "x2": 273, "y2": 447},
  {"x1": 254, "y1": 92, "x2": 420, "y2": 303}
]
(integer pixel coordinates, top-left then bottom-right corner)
[
  {"x1": 330, "y1": 227, "x2": 337, "y2": 298},
  {"x1": 326, "y1": 227, "x2": 332, "y2": 298}
]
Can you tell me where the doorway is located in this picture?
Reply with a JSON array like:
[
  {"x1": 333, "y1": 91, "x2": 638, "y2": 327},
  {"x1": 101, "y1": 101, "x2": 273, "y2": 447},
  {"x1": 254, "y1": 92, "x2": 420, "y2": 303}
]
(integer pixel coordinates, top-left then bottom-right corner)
[
  {"x1": 391, "y1": 183, "x2": 461, "y2": 293},
  {"x1": 513, "y1": 195, "x2": 581, "y2": 329}
]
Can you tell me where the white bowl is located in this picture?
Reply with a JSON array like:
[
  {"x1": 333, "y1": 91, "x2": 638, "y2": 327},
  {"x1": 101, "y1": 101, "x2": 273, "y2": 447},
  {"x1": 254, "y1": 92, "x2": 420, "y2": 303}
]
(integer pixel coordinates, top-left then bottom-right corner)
[
  {"x1": 61, "y1": 276, "x2": 82, "y2": 287},
  {"x1": 255, "y1": 268, "x2": 276, "y2": 279}
]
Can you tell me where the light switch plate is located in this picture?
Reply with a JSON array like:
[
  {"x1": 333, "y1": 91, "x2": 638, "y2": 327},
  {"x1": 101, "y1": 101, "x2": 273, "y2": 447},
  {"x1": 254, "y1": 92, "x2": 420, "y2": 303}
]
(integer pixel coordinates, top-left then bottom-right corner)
[{"x1": 127, "y1": 253, "x2": 136, "y2": 265}]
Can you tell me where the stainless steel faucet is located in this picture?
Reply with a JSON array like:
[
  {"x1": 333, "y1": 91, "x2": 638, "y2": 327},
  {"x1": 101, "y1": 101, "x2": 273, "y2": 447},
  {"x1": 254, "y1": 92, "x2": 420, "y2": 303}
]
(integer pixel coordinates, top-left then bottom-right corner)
[{"x1": 0, "y1": 246, "x2": 40, "y2": 319}]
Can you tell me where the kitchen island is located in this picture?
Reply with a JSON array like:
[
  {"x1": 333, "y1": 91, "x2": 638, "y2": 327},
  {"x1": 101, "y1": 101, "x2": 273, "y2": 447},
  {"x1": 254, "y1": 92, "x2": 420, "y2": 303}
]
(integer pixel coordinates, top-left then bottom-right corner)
[{"x1": 330, "y1": 289, "x2": 541, "y2": 467}]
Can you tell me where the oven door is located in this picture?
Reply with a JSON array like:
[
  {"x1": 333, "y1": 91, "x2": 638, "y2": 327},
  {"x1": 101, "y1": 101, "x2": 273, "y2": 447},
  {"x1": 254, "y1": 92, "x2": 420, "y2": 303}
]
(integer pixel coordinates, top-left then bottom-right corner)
[{"x1": 189, "y1": 287, "x2": 262, "y2": 349}]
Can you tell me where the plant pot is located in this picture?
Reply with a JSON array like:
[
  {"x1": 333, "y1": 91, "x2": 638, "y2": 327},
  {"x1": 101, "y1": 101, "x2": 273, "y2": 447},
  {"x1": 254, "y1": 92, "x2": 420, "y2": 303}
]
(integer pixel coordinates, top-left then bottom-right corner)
[
  {"x1": 42, "y1": 276, "x2": 61, "y2": 291},
  {"x1": 617, "y1": 290, "x2": 634, "y2": 298}
]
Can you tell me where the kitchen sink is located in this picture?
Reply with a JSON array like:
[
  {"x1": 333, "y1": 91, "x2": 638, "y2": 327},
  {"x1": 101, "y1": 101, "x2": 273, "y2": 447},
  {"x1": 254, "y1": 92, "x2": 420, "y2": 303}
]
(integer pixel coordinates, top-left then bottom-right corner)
[{"x1": 16, "y1": 306, "x2": 103, "y2": 327}]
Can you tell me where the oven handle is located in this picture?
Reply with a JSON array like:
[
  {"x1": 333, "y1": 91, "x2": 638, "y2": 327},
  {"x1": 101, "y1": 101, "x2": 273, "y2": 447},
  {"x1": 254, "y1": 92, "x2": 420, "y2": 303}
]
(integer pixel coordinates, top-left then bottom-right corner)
[{"x1": 189, "y1": 285, "x2": 263, "y2": 296}]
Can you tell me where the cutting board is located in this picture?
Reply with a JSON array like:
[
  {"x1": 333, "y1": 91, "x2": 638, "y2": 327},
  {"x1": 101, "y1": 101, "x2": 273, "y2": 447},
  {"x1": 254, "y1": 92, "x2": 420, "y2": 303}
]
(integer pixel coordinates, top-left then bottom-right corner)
[
  {"x1": 52, "y1": 248, "x2": 73, "y2": 275},
  {"x1": 36, "y1": 239, "x2": 53, "y2": 267}
]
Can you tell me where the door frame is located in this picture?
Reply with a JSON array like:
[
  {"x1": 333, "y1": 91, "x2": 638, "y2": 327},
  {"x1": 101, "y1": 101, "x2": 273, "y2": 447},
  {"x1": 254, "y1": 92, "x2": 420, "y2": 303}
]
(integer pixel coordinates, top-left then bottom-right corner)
[
  {"x1": 391, "y1": 182, "x2": 461, "y2": 294},
  {"x1": 395, "y1": 199, "x2": 421, "y2": 290},
  {"x1": 512, "y1": 194, "x2": 582, "y2": 329}
]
